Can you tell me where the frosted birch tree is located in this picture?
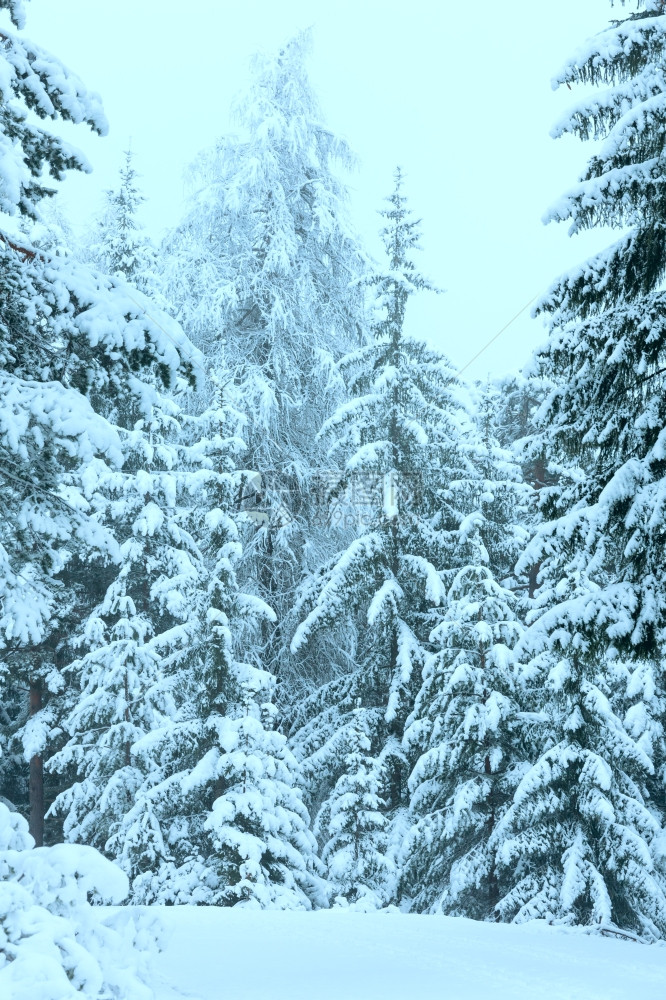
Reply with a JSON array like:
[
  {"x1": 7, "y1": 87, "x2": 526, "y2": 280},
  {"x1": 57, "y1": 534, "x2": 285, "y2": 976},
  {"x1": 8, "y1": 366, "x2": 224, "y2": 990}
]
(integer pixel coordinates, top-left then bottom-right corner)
[{"x1": 162, "y1": 30, "x2": 369, "y2": 685}]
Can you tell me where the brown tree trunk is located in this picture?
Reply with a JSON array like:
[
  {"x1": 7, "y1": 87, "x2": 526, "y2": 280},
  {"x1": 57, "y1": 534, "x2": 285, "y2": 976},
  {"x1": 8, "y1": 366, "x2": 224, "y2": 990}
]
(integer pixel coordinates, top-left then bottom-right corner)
[
  {"x1": 124, "y1": 669, "x2": 132, "y2": 768},
  {"x1": 260, "y1": 524, "x2": 281, "y2": 674},
  {"x1": 484, "y1": 750, "x2": 499, "y2": 918},
  {"x1": 386, "y1": 479, "x2": 403, "y2": 807},
  {"x1": 528, "y1": 561, "x2": 541, "y2": 600},
  {"x1": 480, "y1": 615, "x2": 499, "y2": 917},
  {"x1": 28, "y1": 679, "x2": 44, "y2": 846},
  {"x1": 527, "y1": 457, "x2": 547, "y2": 599}
]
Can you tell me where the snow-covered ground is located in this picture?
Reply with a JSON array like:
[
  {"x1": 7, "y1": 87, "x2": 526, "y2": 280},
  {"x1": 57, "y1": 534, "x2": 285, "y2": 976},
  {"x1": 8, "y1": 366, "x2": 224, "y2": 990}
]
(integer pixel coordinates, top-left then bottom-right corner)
[{"x1": 147, "y1": 908, "x2": 666, "y2": 1000}]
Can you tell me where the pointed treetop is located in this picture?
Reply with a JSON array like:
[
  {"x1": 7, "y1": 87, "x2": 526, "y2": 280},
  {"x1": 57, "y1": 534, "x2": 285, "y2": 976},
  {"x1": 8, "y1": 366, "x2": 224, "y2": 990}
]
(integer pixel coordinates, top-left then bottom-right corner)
[
  {"x1": 372, "y1": 168, "x2": 441, "y2": 343},
  {"x1": 237, "y1": 28, "x2": 319, "y2": 131},
  {"x1": 112, "y1": 147, "x2": 145, "y2": 231},
  {"x1": 380, "y1": 167, "x2": 423, "y2": 272}
]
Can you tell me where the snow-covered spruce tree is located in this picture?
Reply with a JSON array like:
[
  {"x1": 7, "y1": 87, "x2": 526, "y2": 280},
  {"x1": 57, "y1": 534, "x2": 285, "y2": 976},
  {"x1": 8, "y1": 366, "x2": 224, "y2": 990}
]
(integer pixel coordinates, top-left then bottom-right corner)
[
  {"x1": 0, "y1": 0, "x2": 197, "y2": 845},
  {"x1": 121, "y1": 664, "x2": 327, "y2": 909},
  {"x1": 128, "y1": 672, "x2": 325, "y2": 911},
  {"x1": 162, "y1": 30, "x2": 369, "y2": 683},
  {"x1": 491, "y1": 374, "x2": 551, "y2": 460},
  {"x1": 488, "y1": 373, "x2": 554, "y2": 602},
  {"x1": 82, "y1": 148, "x2": 164, "y2": 300},
  {"x1": 494, "y1": 0, "x2": 666, "y2": 937},
  {"x1": 127, "y1": 668, "x2": 325, "y2": 909},
  {"x1": 0, "y1": 801, "x2": 155, "y2": 1000},
  {"x1": 402, "y1": 527, "x2": 526, "y2": 917},
  {"x1": 109, "y1": 394, "x2": 257, "y2": 900},
  {"x1": 97, "y1": 396, "x2": 324, "y2": 909},
  {"x1": 291, "y1": 171, "x2": 475, "y2": 888},
  {"x1": 194, "y1": 675, "x2": 325, "y2": 909},
  {"x1": 46, "y1": 398, "x2": 204, "y2": 864},
  {"x1": 316, "y1": 707, "x2": 394, "y2": 909},
  {"x1": 401, "y1": 389, "x2": 530, "y2": 917}
]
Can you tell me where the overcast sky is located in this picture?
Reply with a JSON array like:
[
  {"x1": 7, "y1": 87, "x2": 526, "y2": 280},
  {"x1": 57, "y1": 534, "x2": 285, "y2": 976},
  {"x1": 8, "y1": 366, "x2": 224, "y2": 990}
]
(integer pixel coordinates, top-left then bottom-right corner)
[{"x1": 14, "y1": 0, "x2": 622, "y2": 378}]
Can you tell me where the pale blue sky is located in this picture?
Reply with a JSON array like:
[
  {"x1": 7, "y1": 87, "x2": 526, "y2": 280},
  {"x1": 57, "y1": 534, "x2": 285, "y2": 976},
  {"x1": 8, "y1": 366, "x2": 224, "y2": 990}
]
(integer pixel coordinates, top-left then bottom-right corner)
[{"x1": 15, "y1": 0, "x2": 620, "y2": 378}]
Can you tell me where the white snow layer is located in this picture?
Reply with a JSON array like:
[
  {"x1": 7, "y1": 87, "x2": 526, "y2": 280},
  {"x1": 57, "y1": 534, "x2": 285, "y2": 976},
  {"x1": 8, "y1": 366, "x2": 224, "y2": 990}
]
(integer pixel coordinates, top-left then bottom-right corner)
[{"x1": 145, "y1": 907, "x2": 666, "y2": 1000}]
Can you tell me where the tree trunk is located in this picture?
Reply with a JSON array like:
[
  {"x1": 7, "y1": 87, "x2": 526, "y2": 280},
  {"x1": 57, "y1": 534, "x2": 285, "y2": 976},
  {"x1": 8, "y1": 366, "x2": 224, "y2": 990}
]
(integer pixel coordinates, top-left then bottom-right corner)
[
  {"x1": 484, "y1": 751, "x2": 499, "y2": 918},
  {"x1": 528, "y1": 561, "x2": 541, "y2": 601},
  {"x1": 389, "y1": 752, "x2": 402, "y2": 810},
  {"x1": 528, "y1": 457, "x2": 546, "y2": 599},
  {"x1": 124, "y1": 669, "x2": 132, "y2": 768},
  {"x1": 28, "y1": 678, "x2": 44, "y2": 846},
  {"x1": 480, "y1": 621, "x2": 499, "y2": 918}
]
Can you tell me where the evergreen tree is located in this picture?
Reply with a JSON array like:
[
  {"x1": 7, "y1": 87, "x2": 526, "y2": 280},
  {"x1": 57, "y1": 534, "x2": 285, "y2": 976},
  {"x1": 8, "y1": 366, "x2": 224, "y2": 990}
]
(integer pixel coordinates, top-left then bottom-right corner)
[
  {"x1": 317, "y1": 707, "x2": 394, "y2": 908},
  {"x1": 491, "y1": 374, "x2": 550, "y2": 460},
  {"x1": 82, "y1": 149, "x2": 164, "y2": 299},
  {"x1": 46, "y1": 399, "x2": 201, "y2": 861},
  {"x1": 490, "y1": 373, "x2": 553, "y2": 601},
  {"x1": 162, "y1": 30, "x2": 369, "y2": 685},
  {"x1": 0, "y1": 0, "x2": 197, "y2": 846},
  {"x1": 498, "y1": 0, "x2": 666, "y2": 936},
  {"x1": 291, "y1": 171, "x2": 473, "y2": 882},
  {"x1": 402, "y1": 403, "x2": 529, "y2": 917},
  {"x1": 77, "y1": 392, "x2": 325, "y2": 908},
  {"x1": 128, "y1": 667, "x2": 324, "y2": 909},
  {"x1": 471, "y1": 380, "x2": 532, "y2": 587},
  {"x1": 492, "y1": 652, "x2": 666, "y2": 936},
  {"x1": 197, "y1": 676, "x2": 325, "y2": 909},
  {"x1": 114, "y1": 395, "x2": 257, "y2": 901}
]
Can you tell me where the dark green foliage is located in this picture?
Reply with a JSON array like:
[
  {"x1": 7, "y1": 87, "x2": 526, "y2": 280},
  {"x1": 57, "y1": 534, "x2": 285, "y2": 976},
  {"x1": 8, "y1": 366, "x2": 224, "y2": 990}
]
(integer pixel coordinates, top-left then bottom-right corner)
[{"x1": 500, "y1": 0, "x2": 666, "y2": 936}]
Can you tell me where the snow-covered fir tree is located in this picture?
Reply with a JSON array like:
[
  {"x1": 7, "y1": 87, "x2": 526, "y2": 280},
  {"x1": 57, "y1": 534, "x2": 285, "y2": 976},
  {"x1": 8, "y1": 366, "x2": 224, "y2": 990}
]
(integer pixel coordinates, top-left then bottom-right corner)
[
  {"x1": 195, "y1": 674, "x2": 325, "y2": 909},
  {"x1": 0, "y1": 0, "x2": 197, "y2": 848},
  {"x1": 471, "y1": 381, "x2": 532, "y2": 587},
  {"x1": 291, "y1": 171, "x2": 475, "y2": 892},
  {"x1": 128, "y1": 668, "x2": 325, "y2": 910},
  {"x1": 66, "y1": 390, "x2": 325, "y2": 909},
  {"x1": 317, "y1": 706, "x2": 394, "y2": 909},
  {"x1": 110, "y1": 394, "x2": 259, "y2": 901},
  {"x1": 162, "y1": 30, "x2": 369, "y2": 685},
  {"x1": 0, "y1": 0, "x2": 193, "y2": 982},
  {"x1": 46, "y1": 397, "x2": 202, "y2": 863},
  {"x1": 495, "y1": 0, "x2": 666, "y2": 937},
  {"x1": 82, "y1": 148, "x2": 164, "y2": 300},
  {"x1": 489, "y1": 374, "x2": 553, "y2": 603},
  {"x1": 401, "y1": 394, "x2": 530, "y2": 917},
  {"x1": 491, "y1": 649, "x2": 666, "y2": 936}
]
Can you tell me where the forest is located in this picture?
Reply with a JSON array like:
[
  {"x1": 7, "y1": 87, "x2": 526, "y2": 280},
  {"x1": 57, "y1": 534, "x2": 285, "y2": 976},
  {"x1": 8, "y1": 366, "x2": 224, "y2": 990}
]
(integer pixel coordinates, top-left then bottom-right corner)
[{"x1": 2, "y1": 0, "x2": 666, "y2": 996}]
